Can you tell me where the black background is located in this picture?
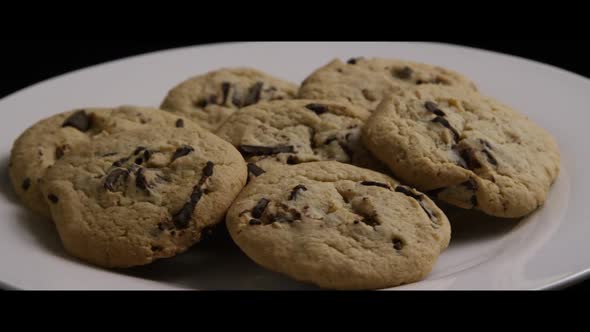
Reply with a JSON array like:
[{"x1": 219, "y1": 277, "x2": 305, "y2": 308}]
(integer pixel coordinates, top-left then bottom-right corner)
[{"x1": 1, "y1": 40, "x2": 588, "y2": 290}]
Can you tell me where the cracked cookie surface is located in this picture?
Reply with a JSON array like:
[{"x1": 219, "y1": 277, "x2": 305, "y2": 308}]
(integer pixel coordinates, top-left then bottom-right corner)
[
  {"x1": 41, "y1": 126, "x2": 247, "y2": 268},
  {"x1": 298, "y1": 58, "x2": 477, "y2": 112},
  {"x1": 215, "y1": 99, "x2": 389, "y2": 180},
  {"x1": 160, "y1": 67, "x2": 298, "y2": 131},
  {"x1": 362, "y1": 85, "x2": 560, "y2": 218},
  {"x1": 226, "y1": 161, "x2": 450, "y2": 290},
  {"x1": 9, "y1": 106, "x2": 198, "y2": 219}
]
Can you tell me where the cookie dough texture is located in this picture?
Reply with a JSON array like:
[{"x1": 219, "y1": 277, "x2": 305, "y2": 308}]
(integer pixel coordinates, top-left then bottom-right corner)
[
  {"x1": 41, "y1": 126, "x2": 247, "y2": 268},
  {"x1": 215, "y1": 99, "x2": 388, "y2": 176},
  {"x1": 298, "y1": 57, "x2": 477, "y2": 111},
  {"x1": 160, "y1": 67, "x2": 298, "y2": 131},
  {"x1": 362, "y1": 85, "x2": 560, "y2": 218},
  {"x1": 9, "y1": 106, "x2": 198, "y2": 219},
  {"x1": 226, "y1": 161, "x2": 450, "y2": 290}
]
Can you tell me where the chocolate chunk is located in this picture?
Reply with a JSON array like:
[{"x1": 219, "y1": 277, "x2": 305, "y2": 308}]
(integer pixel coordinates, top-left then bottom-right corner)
[
  {"x1": 143, "y1": 149, "x2": 152, "y2": 161},
  {"x1": 202, "y1": 161, "x2": 214, "y2": 178},
  {"x1": 462, "y1": 178, "x2": 479, "y2": 191},
  {"x1": 22, "y1": 178, "x2": 31, "y2": 191},
  {"x1": 172, "y1": 192, "x2": 201, "y2": 229},
  {"x1": 395, "y1": 185, "x2": 424, "y2": 201},
  {"x1": 135, "y1": 168, "x2": 149, "y2": 192},
  {"x1": 248, "y1": 219, "x2": 262, "y2": 225},
  {"x1": 425, "y1": 101, "x2": 446, "y2": 116},
  {"x1": 324, "y1": 137, "x2": 338, "y2": 145},
  {"x1": 221, "y1": 82, "x2": 231, "y2": 105},
  {"x1": 482, "y1": 149, "x2": 498, "y2": 166},
  {"x1": 252, "y1": 198, "x2": 269, "y2": 219},
  {"x1": 102, "y1": 152, "x2": 118, "y2": 157},
  {"x1": 247, "y1": 163, "x2": 265, "y2": 176},
  {"x1": 62, "y1": 110, "x2": 91, "y2": 132},
  {"x1": 360, "y1": 215, "x2": 379, "y2": 227},
  {"x1": 55, "y1": 146, "x2": 65, "y2": 160},
  {"x1": 360, "y1": 181, "x2": 391, "y2": 190},
  {"x1": 175, "y1": 119, "x2": 184, "y2": 128},
  {"x1": 243, "y1": 82, "x2": 264, "y2": 107},
  {"x1": 432, "y1": 116, "x2": 460, "y2": 141},
  {"x1": 416, "y1": 80, "x2": 425, "y2": 85},
  {"x1": 195, "y1": 99, "x2": 208, "y2": 108},
  {"x1": 133, "y1": 146, "x2": 146, "y2": 155},
  {"x1": 134, "y1": 157, "x2": 143, "y2": 165},
  {"x1": 112, "y1": 157, "x2": 130, "y2": 168},
  {"x1": 286, "y1": 155, "x2": 299, "y2": 165},
  {"x1": 104, "y1": 169, "x2": 130, "y2": 191},
  {"x1": 47, "y1": 194, "x2": 59, "y2": 204},
  {"x1": 270, "y1": 211, "x2": 302, "y2": 224},
  {"x1": 392, "y1": 238, "x2": 404, "y2": 250},
  {"x1": 289, "y1": 184, "x2": 307, "y2": 200},
  {"x1": 238, "y1": 145, "x2": 294, "y2": 156},
  {"x1": 347, "y1": 57, "x2": 361, "y2": 65},
  {"x1": 479, "y1": 139, "x2": 493, "y2": 150},
  {"x1": 393, "y1": 66, "x2": 413, "y2": 80},
  {"x1": 457, "y1": 147, "x2": 482, "y2": 170},
  {"x1": 171, "y1": 146, "x2": 194, "y2": 162},
  {"x1": 353, "y1": 220, "x2": 360, "y2": 224},
  {"x1": 151, "y1": 245, "x2": 163, "y2": 252},
  {"x1": 305, "y1": 103, "x2": 328, "y2": 115}
]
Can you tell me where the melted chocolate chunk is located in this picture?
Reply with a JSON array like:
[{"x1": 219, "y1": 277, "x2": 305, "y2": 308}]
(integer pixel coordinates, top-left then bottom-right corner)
[
  {"x1": 482, "y1": 149, "x2": 498, "y2": 165},
  {"x1": 47, "y1": 194, "x2": 59, "y2": 204},
  {"x1": 286, "y1": 155, "x2": 300, "y2": 165},
  {"x1": 102, "y1": 152, "x2": 118, "y2": 157},
  {"x1": 195, "y1": 99, "x2": 208, "y2": 108},
  {"x1": 393, "y1": 66, "x2": 413, "y2": 80},
  {"x1": 360, "y1": 181, "x2": 391, "y2": 190},
  {"x1": 238, "y1": 145, "x2": 294, "y2": 156},
  {"x1": 392, "y1": 238, "x2": 404, "y2": 250},
  {"x1": 324, "y1": 137, "x2": 338, "y2": 145},
  {"x1": 143, "y1": 149, "x2": 152, "y2": 161},
  {"x1": 135, "y1": 168, "x2": 149, "y2": 192},
  {"x1": 221, "y1": 82, "x2": 231, "y2": 105},
  {"x1": 424, "y1": 101, "x2": 446, "y2": 116},
  {"x1": 133, "y1": 147, "x2": 146, "y2": 155},
  {"x1": 242, "y1": 82, "x2": 264, "y2": 107},
  {"x1": 171, "y1": 146, "x2": 194, "y2": 162},
  {"x1": 347, "y1": 57, "x2": 361, "y2": 64},
  {"x1": 62, "y1": 110, "x2": 92, "y2": 132},
  {"x1": 55, "y1": 146, "x2": 65, "y2": 160},
  {"x1": 431, "y1": 116, "x2": 460, "y2": 141},
  {"x1": 479, "y1": 139, "x2": 493, "y2": 150},
  {"x1": 289, "y1": 184, "x2": 307, "y2": 200},
  {"x1": 247, "y1": 163, "x2": 265, "y2": 176},
  {"x1": 104, "y1": 168, "x2": 130, "y2": 191},
  {"x1": 395, "y1": 185, "x2": 423, "y2": 201},
  {"x1": 457, "y1": 147, "x2": 482, "y2": 170},
  {"x1": 171, "y1": 162, "x2": 214, "y2": 229},
  {"x1": 175, "y1": 119, "x2": 184, "y2": 128},
  {"x1": 134, "y1": 157, "x2": 143, "y2": 165},
  {"x1": 22, "y1": 178, "x2": 31, "y2": 191},
  {"x1": 252, "y1": 198, "x2": 269, "y2": 219},
  {"x1": 248, "y1": 219, "x2": 262, "y2": 225},
  {"x1": 305, "y1": 103, "x2": 328, "y2": 115},
  {"x1": 112, "y1": 157, "x2": 130, "y2": 168},
  {"x1": 270, "y1": 210, "x2": 302, "y2": 224}
]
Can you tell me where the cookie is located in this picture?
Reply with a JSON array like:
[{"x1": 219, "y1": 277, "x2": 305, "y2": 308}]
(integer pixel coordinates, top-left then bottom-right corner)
[
  {"x1": 9, "y1": 106, "x2": 199, "y2": 219},
  {"x1": 298, "y1": 57, "x2": 477, "y2": 112},
  {"x1": 40, "y1": 126, "x2": 247, "y2": 268},
  {"x1": 215, "y1": 99, "x2": 389, "y2": 179},
  {"x1": 362, "y1": 85, "x2": 560, "y2": 218},
  {"x1": 226, "y1": 161, "x2": 450, "y2": 290},
  {"x1": 160, "y1": 67, "x2": 298, "y2": 131}
]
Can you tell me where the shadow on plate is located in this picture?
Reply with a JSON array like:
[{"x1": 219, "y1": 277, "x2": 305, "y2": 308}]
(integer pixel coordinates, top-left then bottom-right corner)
[
  {"x1": 0, "y1": 154, "x2": 20, "y2": 205},
  {"x1": 437, "y1": 202, "x2": 522, "y2": 245},
  {"x1": 123, "y1": 224, "x2": 318, "y2": 290}
]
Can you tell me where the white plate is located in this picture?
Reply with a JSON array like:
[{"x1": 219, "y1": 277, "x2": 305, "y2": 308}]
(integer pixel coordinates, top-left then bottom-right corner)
[{"x1": 0, "y1": 42, "x2": 587, "y2": 290}]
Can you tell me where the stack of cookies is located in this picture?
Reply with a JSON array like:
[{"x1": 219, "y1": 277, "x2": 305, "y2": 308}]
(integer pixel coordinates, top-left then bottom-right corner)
[{"x1": 9, "y1": 57, "x2": 560, "y2": 290}]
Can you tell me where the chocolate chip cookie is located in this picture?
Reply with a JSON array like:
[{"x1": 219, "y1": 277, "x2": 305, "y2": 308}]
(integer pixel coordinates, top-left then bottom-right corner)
[
  {"x1": 362, "y1": 85, "x2": 560, "y2": 218},
  {"x1": 9, "y1": 106, "x2": 198, "y2": 219},
  {"x1": 226, "y1": 161, "x2": 451, "y2": 290},
  {"x1": 160, "y1": 67, "x2": 298, "y2": 131},
  {"x1": 299, "y1": 57, "x2": 477, "y2": 112}
]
